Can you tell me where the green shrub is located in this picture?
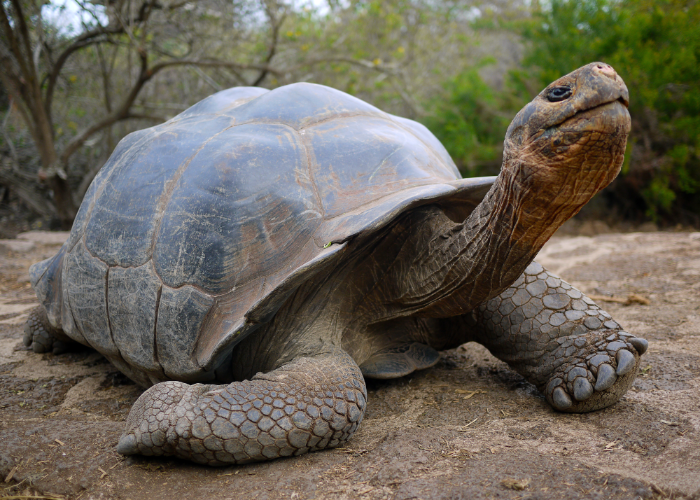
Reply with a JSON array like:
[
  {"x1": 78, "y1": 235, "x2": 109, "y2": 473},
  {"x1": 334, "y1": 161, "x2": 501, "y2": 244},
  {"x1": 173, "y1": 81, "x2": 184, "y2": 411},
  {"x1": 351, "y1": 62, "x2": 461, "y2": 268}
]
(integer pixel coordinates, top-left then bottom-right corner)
[
  {"x1": 521, "y1": 0, "x2": 700, "y2": 223},
  {"x1": 421, "y1": 60, "x2": 528, "y2": 177}
]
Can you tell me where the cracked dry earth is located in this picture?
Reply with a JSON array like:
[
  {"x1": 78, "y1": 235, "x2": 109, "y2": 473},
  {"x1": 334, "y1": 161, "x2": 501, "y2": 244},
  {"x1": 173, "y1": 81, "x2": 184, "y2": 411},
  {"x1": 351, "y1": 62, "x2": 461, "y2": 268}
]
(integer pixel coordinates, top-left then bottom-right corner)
[{"x1": 1, "y1": 229, "x2": 699, "y2": 500}]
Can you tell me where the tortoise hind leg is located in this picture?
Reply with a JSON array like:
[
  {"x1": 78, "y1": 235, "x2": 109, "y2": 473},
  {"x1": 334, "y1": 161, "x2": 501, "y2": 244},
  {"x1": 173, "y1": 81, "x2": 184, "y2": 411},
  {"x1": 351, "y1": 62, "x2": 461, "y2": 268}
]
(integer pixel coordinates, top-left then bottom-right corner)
[
  {"x1": 117, "y1": 349, "x2": 366, "y2": 465},
  {"x1": 447, "y1": 261, "x2": 648, "y2": 413},
  {"x1": 23, "y1": 306, "x2": 77, "y2": 355}
]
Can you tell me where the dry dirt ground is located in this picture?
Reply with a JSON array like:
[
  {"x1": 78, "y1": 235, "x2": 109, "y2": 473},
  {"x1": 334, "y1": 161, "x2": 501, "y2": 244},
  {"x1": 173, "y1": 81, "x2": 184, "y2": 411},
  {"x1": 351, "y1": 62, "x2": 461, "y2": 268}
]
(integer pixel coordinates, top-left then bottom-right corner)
[{"x1": 0, "y1": 230, "x2": 699, "y2": 500}]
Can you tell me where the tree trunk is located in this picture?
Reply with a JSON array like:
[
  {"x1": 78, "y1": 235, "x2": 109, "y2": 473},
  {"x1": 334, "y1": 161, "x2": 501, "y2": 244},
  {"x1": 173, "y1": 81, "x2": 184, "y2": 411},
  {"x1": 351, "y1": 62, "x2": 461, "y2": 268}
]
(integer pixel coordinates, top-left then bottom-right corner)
[
  {"x1": 32, "y1": 103, "x2": 77, "y2": 228},
  {"x1": 43, "y1": 175, "x2": 77, "y2": 229}
]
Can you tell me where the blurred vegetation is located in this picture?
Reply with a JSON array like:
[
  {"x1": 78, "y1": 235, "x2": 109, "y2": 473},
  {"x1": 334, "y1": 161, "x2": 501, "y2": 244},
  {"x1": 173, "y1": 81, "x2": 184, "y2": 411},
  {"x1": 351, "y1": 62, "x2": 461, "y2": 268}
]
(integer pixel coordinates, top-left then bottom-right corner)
[
  {"x1": 0, "y1": 0, "x2": 698, "y2": 233},
  {"x1": 424, "y1": 0, "x2": 700, "y2": 224},
  {"x1": 421, "y1": 61, "x2": 512, "y2": 176},
  {"x1": 520, "y1": 0, "x2": 700, "y2": 223}
]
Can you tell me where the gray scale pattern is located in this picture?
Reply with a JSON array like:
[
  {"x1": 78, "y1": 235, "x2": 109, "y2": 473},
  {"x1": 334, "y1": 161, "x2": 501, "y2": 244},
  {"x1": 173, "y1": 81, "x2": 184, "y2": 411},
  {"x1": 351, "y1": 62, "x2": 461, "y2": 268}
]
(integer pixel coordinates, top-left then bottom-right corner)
[
  {"x1": 117, "y1": 351, "x2": 366, "y2": 465},
  {"x1": 23, "y1": 306, "x2": 72, "y2": 355},
  {"x1": 469, "y1": 261, "x2": 646, "y2": 413}
]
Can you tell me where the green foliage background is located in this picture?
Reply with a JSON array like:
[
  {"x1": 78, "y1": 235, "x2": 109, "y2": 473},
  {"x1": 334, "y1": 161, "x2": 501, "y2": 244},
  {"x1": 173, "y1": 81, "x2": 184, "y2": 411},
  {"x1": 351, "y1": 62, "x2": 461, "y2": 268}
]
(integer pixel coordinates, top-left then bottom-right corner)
[
  {"x1": 525, "y1": 0, "x2": 700, "y2": 222},
  {"x1": 424, "y1": 0, "x2": 700, "y2": 223}
]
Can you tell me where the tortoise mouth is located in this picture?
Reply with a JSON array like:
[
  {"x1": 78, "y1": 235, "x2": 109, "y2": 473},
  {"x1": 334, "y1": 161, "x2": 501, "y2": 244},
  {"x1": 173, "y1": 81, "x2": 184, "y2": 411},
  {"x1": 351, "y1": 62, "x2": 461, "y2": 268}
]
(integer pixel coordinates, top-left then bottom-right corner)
[{"x1": 555, "y1": 98, "x2": 630, "y2": 131}]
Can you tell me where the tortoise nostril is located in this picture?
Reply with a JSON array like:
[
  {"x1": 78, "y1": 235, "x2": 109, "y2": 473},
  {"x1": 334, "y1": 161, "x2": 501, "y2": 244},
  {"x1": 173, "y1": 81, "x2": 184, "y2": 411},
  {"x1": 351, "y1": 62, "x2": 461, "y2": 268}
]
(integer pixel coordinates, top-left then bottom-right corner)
[{"x1": 594, "y1": 63, "x2": 617, "y2": 80}]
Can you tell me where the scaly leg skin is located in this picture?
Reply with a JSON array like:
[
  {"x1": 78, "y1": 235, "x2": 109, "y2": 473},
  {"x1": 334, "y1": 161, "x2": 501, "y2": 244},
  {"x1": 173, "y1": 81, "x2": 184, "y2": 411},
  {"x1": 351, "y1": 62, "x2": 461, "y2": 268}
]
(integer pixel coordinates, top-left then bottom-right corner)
[
  {"x1": 117, "y1": 350, "x2": 366, "y2": 465},
  {"x1": 461, "y1": 262, "x2": 648, "y2": 413},
  {"x1": 23, "y1": 306, "x2": 75, "y2": 355}
]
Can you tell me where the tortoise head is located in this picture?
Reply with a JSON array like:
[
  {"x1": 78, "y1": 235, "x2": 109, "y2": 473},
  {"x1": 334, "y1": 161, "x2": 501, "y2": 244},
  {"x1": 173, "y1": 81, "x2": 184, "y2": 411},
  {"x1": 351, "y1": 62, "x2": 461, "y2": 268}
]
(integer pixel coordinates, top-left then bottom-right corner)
[{"x1": 501, "y1": 62, "x2": 631, "y2": 211}]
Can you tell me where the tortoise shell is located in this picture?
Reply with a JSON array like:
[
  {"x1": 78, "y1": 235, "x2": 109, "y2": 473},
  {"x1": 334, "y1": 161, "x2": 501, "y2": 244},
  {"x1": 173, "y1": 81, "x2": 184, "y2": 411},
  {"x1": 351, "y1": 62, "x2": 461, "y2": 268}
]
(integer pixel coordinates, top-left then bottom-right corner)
[{"x1": 30, "y1": 83, "x2": 494, "y2": 385}]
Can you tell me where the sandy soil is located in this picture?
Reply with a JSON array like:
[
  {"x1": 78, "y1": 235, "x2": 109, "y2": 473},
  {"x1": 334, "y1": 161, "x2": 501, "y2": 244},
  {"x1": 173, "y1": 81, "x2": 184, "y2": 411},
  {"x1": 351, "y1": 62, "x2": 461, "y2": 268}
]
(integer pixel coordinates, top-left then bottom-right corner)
[{"x1": 1, "y1": 230, "x2": 699, "y2": 500}]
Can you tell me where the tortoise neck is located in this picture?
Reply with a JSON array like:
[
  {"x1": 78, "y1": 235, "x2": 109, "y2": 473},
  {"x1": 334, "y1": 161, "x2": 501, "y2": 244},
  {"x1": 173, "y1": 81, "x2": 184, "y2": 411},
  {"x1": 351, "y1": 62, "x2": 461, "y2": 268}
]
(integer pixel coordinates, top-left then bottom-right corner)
[{"x1": 413, "y1": 165, "x2": 586, "y2": 318}]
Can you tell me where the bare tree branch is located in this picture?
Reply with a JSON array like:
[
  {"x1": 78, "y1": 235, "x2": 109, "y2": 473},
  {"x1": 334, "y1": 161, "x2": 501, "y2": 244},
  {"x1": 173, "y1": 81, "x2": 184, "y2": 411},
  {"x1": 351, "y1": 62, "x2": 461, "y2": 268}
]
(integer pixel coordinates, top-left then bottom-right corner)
[
  {"x1": 58, "y1": 48, "x2": 412, "y2": 167},
  {"x1": 149, "y1": 58, "x2": 282, "y2": 75},
  {"x1": 1, "y1": 2, "x2": 58, "y2": 178},
  {"x1": 0, "y1": 46, "x2": 32, "y2": 133},
  {"x1": 60, "y1": 48, "x2": 150, "y2": 164},
  {"x1": 0, "y1": 3, "x2": 26, "y2": 75},
  {"x1": 0, "y1": 165, "x2": 54, "y2": 216},
  {"x1": 285, "y1": 56, "x2": 402, "y2": 75},
  {"x1": 252, "y1": 1, "x2": 285, "y2": 86},
  {"x1": 1, "y1": 0, "x2": 430, "y2": 226},
  {"x1": 127, "y1": 113, "x2": 166, "y2": 122},
  {"x1": 0, "y1": 4, "x2": 34, "y2": 126},
  {"x1": 9, "y1": 0, "x2": 36, "y2": 83},
  {"x1": 190, "y1": 65, "x2": 223, "y2": 91},
  {"x1": 218, "y1": 66, "x2": 250, "y2": 86},
  {"x1": 45, "y1": 0, "x2": 160, "y2": 120},
  {"x1": 1, "y1": 103, "x2": 19, "y2": 166}
]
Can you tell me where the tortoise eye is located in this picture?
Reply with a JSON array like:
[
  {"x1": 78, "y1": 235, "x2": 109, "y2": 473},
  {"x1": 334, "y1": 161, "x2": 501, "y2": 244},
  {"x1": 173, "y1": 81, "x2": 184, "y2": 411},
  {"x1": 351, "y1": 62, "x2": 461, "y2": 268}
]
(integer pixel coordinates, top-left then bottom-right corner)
[{"x1": 547, "y1": 86, "x2": 573, "y2": 102}]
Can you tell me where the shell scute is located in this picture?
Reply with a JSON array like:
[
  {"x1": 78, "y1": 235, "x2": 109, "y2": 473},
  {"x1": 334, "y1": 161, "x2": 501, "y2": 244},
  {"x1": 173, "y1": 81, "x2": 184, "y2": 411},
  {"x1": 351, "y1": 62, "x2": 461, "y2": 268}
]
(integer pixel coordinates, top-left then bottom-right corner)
[
  {"x1": 156, "y1": 284, "x2": 216, "y2": 380},
  {"x1": 176, "y1": 87, "x2": 269, "y2": 119},
  {"x1": 307, "y1": 115, "x2": 458, "y2": 219},
  {"x1": 389, "y1": 115, "x2": 460, "y2": 178},
  {"x1": 153, "y1": 122, "x2": 320, "y2": 294},
  {"x1": 108, "y1": 262, "x2": 162, "y2": 376},
  {"x1": 84, "y1": 115, "x2": 235, "y2": 268},
  {"x1": 63, "y1": 242, "x2": 116, "y2": 357},
  {"x1": 68, "y1": 127, "x2": 154, "y2": 254},
  {"x1": 223, "y1": 83, "x2": 381, "y2": 129}
]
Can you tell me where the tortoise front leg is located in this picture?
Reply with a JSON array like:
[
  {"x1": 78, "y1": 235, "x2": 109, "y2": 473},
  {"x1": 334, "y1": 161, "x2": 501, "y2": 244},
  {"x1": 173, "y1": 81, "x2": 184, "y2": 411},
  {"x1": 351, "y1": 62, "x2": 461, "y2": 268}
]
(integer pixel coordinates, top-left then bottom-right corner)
[
  {"x1": 446, "y1": 262, "x2": 648, "y2": 413},
  {"x1": 117, "y1": 350, "x2": 366, "y2": 465}
]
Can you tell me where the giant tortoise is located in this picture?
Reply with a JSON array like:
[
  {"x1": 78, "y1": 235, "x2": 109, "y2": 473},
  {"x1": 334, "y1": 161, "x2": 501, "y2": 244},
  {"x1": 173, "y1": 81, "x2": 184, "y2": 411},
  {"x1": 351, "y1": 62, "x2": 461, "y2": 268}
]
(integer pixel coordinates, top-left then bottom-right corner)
[{"x1": 24, "y1": 62, "x2": 647, "y2": 465}]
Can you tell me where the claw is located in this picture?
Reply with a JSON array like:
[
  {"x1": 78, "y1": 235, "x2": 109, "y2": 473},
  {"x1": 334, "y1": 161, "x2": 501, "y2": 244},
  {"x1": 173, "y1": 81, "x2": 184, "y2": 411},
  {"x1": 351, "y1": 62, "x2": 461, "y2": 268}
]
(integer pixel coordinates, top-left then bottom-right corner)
[
  {"x1": 23, "y1": 322, "x2": 33, "y2": 347},
  {"x1": 552, "y1": 387, "x2": 572, "y2": 409},
  {"x1": 116, "y1": 434, "x2": 138, "y2": 455},
  {"x1": 573, "y1": 377, "x2": 593, "y2": 401},
  {"x1": 616, "y1": 349, "x2": 636, "y2": 376},
  {"x1": 594, "y1": 363, "x2": 617, "y2": 391},
  {"x1": 629, "y1": 337, "x2": 648, "y2": 355}
]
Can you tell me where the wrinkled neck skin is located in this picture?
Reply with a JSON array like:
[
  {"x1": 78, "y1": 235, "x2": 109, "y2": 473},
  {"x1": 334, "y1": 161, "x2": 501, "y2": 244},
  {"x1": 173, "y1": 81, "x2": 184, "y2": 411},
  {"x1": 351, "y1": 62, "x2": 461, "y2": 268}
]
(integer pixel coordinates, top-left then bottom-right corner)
[{"x1": 412, "y1": 120, "x2": 627, "y2": 318}]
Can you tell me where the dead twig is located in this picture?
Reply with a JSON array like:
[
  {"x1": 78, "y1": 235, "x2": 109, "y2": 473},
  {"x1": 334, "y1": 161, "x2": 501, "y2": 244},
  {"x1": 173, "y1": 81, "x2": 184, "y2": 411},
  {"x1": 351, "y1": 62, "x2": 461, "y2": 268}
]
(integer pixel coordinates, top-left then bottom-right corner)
[
  {"x1": 651, "y1": 483, "x2": 667, "y2": 497},
  {"x1": 458, "y1": 418, "x2": 478, "y2": 431},
  {"x1": 4, "y1": 465, "x2": 19, "y2": 483},
  {"x1": 588, "y1": 294, "x2": 650, "y2": 306},
  {"x1": 455, "y1": 389, "x2": 486, "y2": 399}
]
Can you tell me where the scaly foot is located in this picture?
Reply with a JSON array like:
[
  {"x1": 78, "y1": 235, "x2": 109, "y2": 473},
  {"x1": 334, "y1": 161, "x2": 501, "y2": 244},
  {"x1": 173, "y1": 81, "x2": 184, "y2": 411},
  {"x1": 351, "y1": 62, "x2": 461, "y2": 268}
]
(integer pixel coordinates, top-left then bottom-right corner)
[
  {"x1": 465, "y1": 261, "x2": 648, "y2": 412},
  {"x1": 23, "y1": 306, "x2": 75, "y2": 354},
  {"x1": 541, "y1": 328, "x2": 647, "y2": 412},
  {"x1": 117, "y1": 352, "x2": 367, "y2": 465}
]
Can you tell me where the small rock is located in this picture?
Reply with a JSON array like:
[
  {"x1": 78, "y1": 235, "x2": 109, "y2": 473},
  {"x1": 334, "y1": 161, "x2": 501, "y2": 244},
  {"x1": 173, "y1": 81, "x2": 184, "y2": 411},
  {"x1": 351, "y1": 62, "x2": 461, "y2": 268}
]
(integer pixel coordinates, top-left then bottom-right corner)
[
  {"x1": 637, "y1": 222, "x2": 659, "y2": 233},
  {"x1": 0, "y1": 239, "x2": 35, "y2": 253},
  {"x1": 16, "y1": 231, "x2": 70, "y2": 245},
  {"x1": 577, "y1": 220, "x2": 612, "y2": 236},
  {"x1": 501, "y1": 478, "x2": 530, "y2": 490}
]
